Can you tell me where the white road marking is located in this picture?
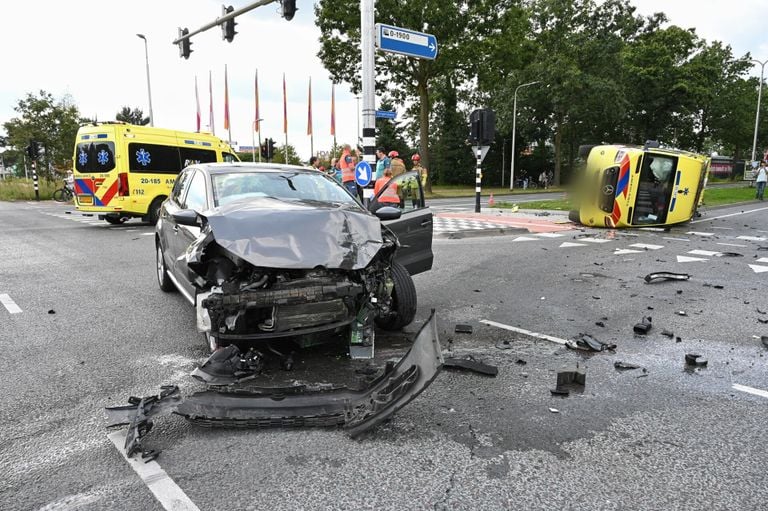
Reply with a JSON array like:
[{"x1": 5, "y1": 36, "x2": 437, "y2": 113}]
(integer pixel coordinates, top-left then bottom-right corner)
[
  {"x1": 663, "y1": 237, "x2": 690, "y2": 241},
  {"x1": 535, "y1": 232, "x2": 564, "y2": 238},
  {"x1": 736, "y1": 235, "x2": 768, "y2": 242},
  {"x1": 688, "y1": 249, "x2": 721, "y2": 257},
  {"x1": 710, "y1": 226, "x2": 733, "y2": 230},
  {"x1": 677, "y1": 255, "x2": 709, "y2": 263},
  {"x1": 686, "y1": 231, "x2": 715, "y2": 236},
  {"x1": 142, "y1": 232, "x2": 155, "y2": 236},
  {"x1": 614, "y1": 248, "x2": 643, "y2": 255},
  {"x1": 691, "y1": 205, "x2": 768, "y2": 223},
  {"x1": 629, "y1": 243, "x2": 664, "y2": 250},
  {"x1": 756, "y1": 257, "x2": 768, "y2": 264},
  {"x1": 580, "y1": 238, "x2": 611, "y2": 243},
  {"x1": 638, "y1": 227, "x2": 667, "y2": 231},
  {"x1": 748, "y1": 264, "x2": 768, "y2": 274},
  {"x1": 0, "y1": 294, "x2": 22, "y2": 314},
  {"x1": 732, "y1": 384, "x2": 768, "y2": 399},
  {"x1": 716, "y1": 242, "x2": 748, "y2": 247},
  {"x1": 480, "y1": 319, "x2": 567, "y2": 345},
  {"x1": 559, "y1": 242, "x2": 586, "y2": 248},
  {"x1": 108, "y1": 431, "x2": 200, "y2": 511}
]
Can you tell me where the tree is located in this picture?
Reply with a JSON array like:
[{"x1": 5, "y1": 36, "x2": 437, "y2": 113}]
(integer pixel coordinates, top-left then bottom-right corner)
[
  {"x1": 115, "y1": 106, "x2": 150, "y2": 125},
  {"x1": 2, "y1": 91, "x2": 85, "y2": 178}
]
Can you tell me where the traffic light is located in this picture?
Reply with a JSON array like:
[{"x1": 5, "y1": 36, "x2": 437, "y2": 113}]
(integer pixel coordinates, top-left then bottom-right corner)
[
  {"x1": 178, "y1": 27, "x2": 193, "y2": 59},
  {"x1": 267, "y1": 138, "x2": 276, "y2": 161},
  {"x1": 26, "y1": 140, "x2": 39, "y2": 160},
  {"x1": 281, "y1": 0, "x2": 297, "y2": 21},
  {"x1": 469, "y1": 109, "x2": 496, "y2": 145},
  {"x1": 260, "y1": 141, "x2": 268, "y2": 160},
  {"x1": 221, "y1": 5, "x2": 237, "y2": 42}
]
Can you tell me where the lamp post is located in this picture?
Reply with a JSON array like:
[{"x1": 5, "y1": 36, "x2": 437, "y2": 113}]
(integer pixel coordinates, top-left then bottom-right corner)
[
  {"x1": 510, "y1": 81, "x2": 540, "y2": 190},
  {"x1": 749, "y1": 58, "x2": 767, "y2": 163},
  {"x1": 136, "y1": 34, "x2": 154, "y2": 127}
]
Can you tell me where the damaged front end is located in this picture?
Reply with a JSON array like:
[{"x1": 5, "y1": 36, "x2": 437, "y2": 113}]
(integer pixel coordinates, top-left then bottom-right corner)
[{"x1": 184, "y1": 207, "x2": 401, "y2": 356}]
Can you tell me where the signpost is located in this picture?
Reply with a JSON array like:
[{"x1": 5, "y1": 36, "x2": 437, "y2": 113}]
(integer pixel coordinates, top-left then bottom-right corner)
[
  {"x1": 375, "y1": 23, "x2": 438, "y2": 60},
  {"x1": 375, "y1": 110, "x2": 397, "y2": 120}
]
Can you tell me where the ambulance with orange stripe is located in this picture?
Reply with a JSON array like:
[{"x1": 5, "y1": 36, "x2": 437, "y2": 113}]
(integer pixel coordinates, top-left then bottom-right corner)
[
  {"x1": 72, "y1": 122, "x2": 238, "y2": 224},
  {"x1": 569, "y1": 142, "x2": 710, "y2": 228}
]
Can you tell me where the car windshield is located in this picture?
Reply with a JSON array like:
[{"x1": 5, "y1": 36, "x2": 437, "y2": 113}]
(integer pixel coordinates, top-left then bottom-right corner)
[{"x1": 212, "y1": 170, "x2": 361, "y2": 208}]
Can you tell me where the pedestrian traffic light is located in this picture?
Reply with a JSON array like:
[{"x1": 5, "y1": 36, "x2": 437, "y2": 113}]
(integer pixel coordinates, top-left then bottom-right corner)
[
  {"x1": 221, "y1": 5, "x2": 237, "y2": 42},
  {"x1": 260, "y1": 142, "x2": 268, "y2": 160},
  {"x1": 281, "y1": 0, "x2": 297, "y2": 21},
  {"x1": 178, "y1": 27, "x2": 193, "y2": 59}
]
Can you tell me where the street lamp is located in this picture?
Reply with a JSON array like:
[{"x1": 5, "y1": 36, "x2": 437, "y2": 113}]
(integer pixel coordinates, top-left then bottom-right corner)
[
  {"x1": 136, "y1": 34, "x2": 154, "y2": 127},
  {"x1": 749, "y1": 58, "x2": 767, "y2": 163},
  {"x1": 510, "y1": 81, "x2": 540, "y2": 191}
]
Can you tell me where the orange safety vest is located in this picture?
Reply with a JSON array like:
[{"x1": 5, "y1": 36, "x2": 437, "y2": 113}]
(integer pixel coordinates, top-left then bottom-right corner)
[{"x1": 375, "y1": 179, "x2": 400, "y2": 203}]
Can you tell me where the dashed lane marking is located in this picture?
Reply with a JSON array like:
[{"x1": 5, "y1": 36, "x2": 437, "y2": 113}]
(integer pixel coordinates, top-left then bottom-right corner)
[
  {"x1": 691, "y1": 205, "x2": 768, "y2": 223},
  {"x1": 677, "y1": 255, "x2": 709, "y2": 263},
  {"x1": 756, "y1": 257, "x2": 768, "y2": 264},
  {"x1": 663, "y1": 237, "x2": 690, "y2": 241},
  {"x1": 717, "y1": 242, "x2": 748, "y2": 248},
  {"x1": 614, "y1": 248, "x2": 643, "y2": 255},
  {"x1": 534, "y1": 232, "x2": 564, "y2": 238},
  {"x1": 748, "y1": 264, "x2": 768, "y2": 274},
  {"x1": 108, "y1": 431, "x2": 200, "y2": 511},
  {"x1": 0, "y1": 294, "x2": 22, "y2": 314},
  {"x1": 480, "y1": 319, "x2": 568, "y2": 345},
  {"x1": 559, "y1": 242, "x2": 586, "y2": 248},
  {"x1": 688, "y1": 249, "x2": 721, "y2": 257},
  {"x1": 629, "y1": 243, "x2": 664, "y2": 250},
  {"x1": 580, "y1": 238, "x2": 611, "y2": 243},
  {"x1": 732, "y1": 384, "x2": 768, "y2": 399},
  {"x1": 711, "y1": 226, "x2": 733, "y2": 230},
  {"x1": 686, "y1": 231, "x2": 715, "y2": 237},
  {"x1": 736, "y1": 235, "x2": 768, "y2": 242}
]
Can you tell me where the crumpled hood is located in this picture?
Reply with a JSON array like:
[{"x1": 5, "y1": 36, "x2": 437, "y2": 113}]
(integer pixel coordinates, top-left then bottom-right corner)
[{"x1": 202, "y1": 198, "x2": 384, "y2": 270}]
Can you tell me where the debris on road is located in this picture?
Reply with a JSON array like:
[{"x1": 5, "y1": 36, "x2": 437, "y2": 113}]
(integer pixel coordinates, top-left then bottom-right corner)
[
  {"x1": 644, "y1": 272, "x2": 691, "y2": 284},
  {"x1": 676, "y1": 311, "x2": 688, "y2": 316},
  {"x1": 48, "y1": 309, "x2": 55, "y2": 314},
  {"x1": 633, "y1": 316, "x2": 653, "y2": 334},
  {"x1": 455, "y1": 324, "x2": 473, "y2": 334},
  {"x1": 515, "y1": 358, "x2": 527, "y2": 365},
  {"x1": 443, "y1": 356, "x2": 498, "y2": 377},
  {"x1": 762, "y1": 336, "x2": 768, "y2": 349},
  {"x1": 759, "y1": 318, "x2": 768, "y2": 325},
  {"x1": 661, "y1": 329, "x2": 674, "y2": 338},
  {"x1": 190, "y1": 345, "x2": 265, "y2": 386},
  {"x1": 685, "y1": 353, "x2": 708, "y2": 367},
  {"x1": 565, "y1": 333, "x2": 616, "y2": 352},
  {"x1": 595, "y1": 321, "x2": 605, "y2": 327},
  {"x1": 548, "y1": 407, "x2": 560, "y2": 413},
  {"x1": 551, "y1": 368, "x2": 586, "y2": 397},
  {"x1": 614, "y1": 361, "x2": 641, "y2": 370},
  {"x1": 495, "y1": 340, "x2": 514, "y2": 350}
]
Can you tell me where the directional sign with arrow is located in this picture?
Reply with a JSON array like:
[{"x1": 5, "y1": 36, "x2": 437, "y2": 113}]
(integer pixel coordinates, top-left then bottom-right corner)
[
  {"x1": 354, "y1": 161, "x2": 373, "y2": 187},
  {"x1": 375, "y1": 23, "x2": 438, "y2": 60}
]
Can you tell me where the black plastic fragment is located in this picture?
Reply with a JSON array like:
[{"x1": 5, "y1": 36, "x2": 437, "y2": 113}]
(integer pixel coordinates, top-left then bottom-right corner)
[
  {"x1": 661, "y1": 329, "x2": 674, "y2": 338},
  {"x1": 758, "y1": 318, "x2": 768, "y2": 324},
  {"x1": 191, "y1": 345, "x2": 265, "y2": 385},
  {"x1": 454, "y1": 324, "x2": 473, "y2": 334},
  {"x1": 443, "y1": 356, "x2": 498, "y2": 377},
  {"x1": 685, "y1": 353, "x2": 708, "y2": 367},
  {"x1": 633, "y1": 316, "x2": 653, "y2": 334},
  {"x1": 515, "y1": 358, "x2": 527, "y2": 365},
  {"x1": 762, "y1": 336, "x2": 768, "y2": 349},
  {"x1": 614, "y1": 361, "x2": 641, "y2": 370},
  {"x1": 644, "y1": 272, "x2": 690, "y2": 284},
  {"x1": 566, "y1": 333, "x2": 616, "y2": 352},
  {"x1": 595, "y1": 321, "x2": 605, "y2": 327}
]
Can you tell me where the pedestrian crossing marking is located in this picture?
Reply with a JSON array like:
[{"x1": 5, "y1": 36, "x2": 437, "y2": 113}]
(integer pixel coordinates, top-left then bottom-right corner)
[
  {"x1": 687, "y1": 231, "x2": 715, "y2": 236},
  {"x1": 512, "y1": 236, "x2": 538, "y2": 242},
  {"x1": 677, "y1": 255, "x2": 709, "y2": 263},
  {"x1": 580, "y1": 238, "x2": 611, "y2": 243},
  {"x1": 559, "y1": 242, "x2": 586, "y2": 248},
  {"x1": 737, "y1": 236, "x2": 767, "y2": 242},
  {"x1": 756, "y1": 257, "x2": 768, "y2": 264},
  {"x1": 688, "y1": 249, "x2": 721, "y2": 257},
  {"x1": 614, "y1": 249, "x2": 643, "y2": 255},
  {"x1": 748, "y1": 264, "x2": 768, "y2": 274},
  {"x1": 629, "y1": 243, "x2": 664, "y2": 250},
  {"x1": 534, "y1": 232, "x2": 564, "y2": 238}
]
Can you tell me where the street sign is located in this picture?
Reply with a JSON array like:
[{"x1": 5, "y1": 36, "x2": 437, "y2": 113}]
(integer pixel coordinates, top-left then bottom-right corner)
[
  {"x1": 375, "y1": 23, "x2": 438, "y2": 60},
  {"x1": 472, "y1": 146, "x2": 491, "y2": 163},
  {"x1": 375, "y1": 110, "x2": 397, "y2": 119},
  {"x1": 355, "y1": 161, "x2": 373, "y2": 187}
]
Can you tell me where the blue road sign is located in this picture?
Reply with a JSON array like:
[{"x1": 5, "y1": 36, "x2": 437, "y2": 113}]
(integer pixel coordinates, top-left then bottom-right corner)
[
  {"x1": 375, "y1": 23, "x2": 438, "y2": 60},
  {"x1": 354, "y1": 161, "x2": 373, "y2": 187},
  {"x1": 375, "y1": 110, "x2": 397, "y2": 120}
]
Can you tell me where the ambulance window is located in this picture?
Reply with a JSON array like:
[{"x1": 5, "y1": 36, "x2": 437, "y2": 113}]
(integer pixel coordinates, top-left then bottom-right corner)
[
  {"x1": 128, "y1": 143, "x2": 182, "y2": 174},
  {"x1": 180, "y1": 147, "x2": 217, "y2": 168},
  {"x1": 223, "y1": 152, "x2": 238, "y2": 162},
  {"x1": 182, "y1": 171, "x2": 208, "y2": 212},
  {"x1": 171, "y1": 169, "x2": 193, "y2": 205},
  {"x1": 75, "y1": 142, "x2": 116, "y2": 173}
]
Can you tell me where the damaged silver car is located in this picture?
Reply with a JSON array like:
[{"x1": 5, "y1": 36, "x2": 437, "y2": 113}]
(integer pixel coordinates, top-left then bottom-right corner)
[{"x1": 155, "y1": 163, "x2": 433, "y2": 357}]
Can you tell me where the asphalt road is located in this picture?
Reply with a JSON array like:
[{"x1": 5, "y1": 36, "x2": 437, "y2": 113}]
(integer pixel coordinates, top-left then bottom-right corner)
[{"x1": 1, "y1": 199, "x2": 767, "y2": 511}]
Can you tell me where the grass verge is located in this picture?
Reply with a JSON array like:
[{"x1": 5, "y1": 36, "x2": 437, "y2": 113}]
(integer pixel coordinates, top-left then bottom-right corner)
[{"x1": 0, "y1": 178, "x2": 57, "y2": 200}]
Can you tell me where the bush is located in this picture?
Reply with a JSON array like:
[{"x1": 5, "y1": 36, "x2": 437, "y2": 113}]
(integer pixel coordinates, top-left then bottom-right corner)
[{"x1": 0, "y1": 177, "x2": 58, "y2": 200}]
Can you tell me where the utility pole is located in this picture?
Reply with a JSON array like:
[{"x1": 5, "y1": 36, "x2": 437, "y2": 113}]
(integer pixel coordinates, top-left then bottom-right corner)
[{"x1": 136, "y1": 34, "x2": 155, "y2": 126}]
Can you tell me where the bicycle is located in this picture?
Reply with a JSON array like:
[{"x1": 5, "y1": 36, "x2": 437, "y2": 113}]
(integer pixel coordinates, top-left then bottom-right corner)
[{"x1": 53, "y1": 181, "x2": 75, "y2": 202}]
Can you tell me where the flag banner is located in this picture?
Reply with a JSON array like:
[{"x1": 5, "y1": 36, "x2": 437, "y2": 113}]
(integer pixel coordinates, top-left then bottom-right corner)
[
  {"x1": 224, "y1": 65, "x2": 231, "y2": 131},
  {"x1": 330, "y1": 83, "x2": 336, "y2": 137},
  {"x1": 283, "y1": 73, "x2": 288, "y2": 134},
  {"x1": 307, "y1": 77, "x2": 313, "y2": 136},
  {"x1": 209, "y1": 71, "x2": 215, "y2": 135},
  {"x1": 195, "y1": 76, "x2": 201, "y2": 132},
  {"x1": 254, "y1": 70, "x2": 260, "y2": 132}
]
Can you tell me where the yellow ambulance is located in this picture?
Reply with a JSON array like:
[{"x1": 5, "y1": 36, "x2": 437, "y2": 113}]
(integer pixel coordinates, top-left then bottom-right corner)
[
  {"x1": 72, "y1": 122, "x2": 238, "y2": 224},
  {"x1": 569, "y1": 143, "x2": 710, "y2": 228}
]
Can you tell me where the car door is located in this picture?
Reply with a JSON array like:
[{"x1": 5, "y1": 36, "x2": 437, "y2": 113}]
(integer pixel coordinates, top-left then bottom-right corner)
[
  {"x1": 370, "y1": 171, "x2": 433, "y2": 275},
  {"x1": 158, "y1": 168, "x2": 194, "y2": 286},
  {"x1": 171, "y1": 169, "x2": 211, "y2": 297}
]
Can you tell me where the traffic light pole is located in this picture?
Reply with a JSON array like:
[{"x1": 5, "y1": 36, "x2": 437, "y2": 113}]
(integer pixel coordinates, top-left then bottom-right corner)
[
  {"x1": 475, "y1": 147, "x2": 482, "y2": 213},
  {"x1": 32, "y1": 160, "x2": 39, "y2": 201},
  {"x1": 361, "y1": 0, "x2": 376, "y2": 194},
  {"x1": 172, "y1": 0, "x2": 277, "y2": 46}
]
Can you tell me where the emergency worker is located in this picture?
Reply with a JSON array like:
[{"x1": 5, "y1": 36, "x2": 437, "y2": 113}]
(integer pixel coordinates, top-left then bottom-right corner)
[
  {"x1": 389, "y1": 151, "x2": 406, "y2": 177},
  {"x1": 372, "y1": 167, "x2": 400, "y2": 211}
]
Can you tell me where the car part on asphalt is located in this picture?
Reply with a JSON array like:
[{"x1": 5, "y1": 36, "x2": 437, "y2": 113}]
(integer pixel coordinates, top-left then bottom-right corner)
[
  {"x1": 565, "y1": 333, "x2": 616, "y2": 352},
  {"x1": 661, "y1": 329, "x2": 674, "y2": 338},
  {"x1": 614, "y1": 361, "x2": 641, "y2": 370},
  {"x1": 685, "y1": 354, "x2": 708, "y2": 367},
  {"x1": 633, "y1": 317, "x2": 653, "y2": 334},
  {"x1": 454, "y1": 324, "x2": 473, "y2": 334},
  {"x1": 644, "y1": 272, "x2": 691, "y2": 284},
  {"x1": 762, "y1": 336, "x2": 768, "y2": 349},
  {"x1": 442, "y1": 356, "x2": 498, "y2": 377},
  {"x1": 190, "y1": 345, "x2": 266, "y2": 385}
]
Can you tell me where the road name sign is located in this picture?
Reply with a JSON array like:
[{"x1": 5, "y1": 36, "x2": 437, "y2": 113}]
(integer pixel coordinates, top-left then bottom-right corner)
[
  {"x1": 375, "y1": 110, "x2": 397, "y2": 119},
  {"x1": 355, "y1": 161, "x2": 373, "y2": 186},
  {"x1": 375, "y1": 23, "x2": 438, "y2": 60}
]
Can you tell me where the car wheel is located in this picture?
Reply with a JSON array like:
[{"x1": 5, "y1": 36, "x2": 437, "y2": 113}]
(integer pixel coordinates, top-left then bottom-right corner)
[
  {"x1": 156, "y1": 243, "x2": 176, "y2": 292},
  {"x1": 375, "y1": 261, "x2": 417, "y2": 331},
  {"x1": 148, "y1": 197, "x2": 165, "y2": 225}
]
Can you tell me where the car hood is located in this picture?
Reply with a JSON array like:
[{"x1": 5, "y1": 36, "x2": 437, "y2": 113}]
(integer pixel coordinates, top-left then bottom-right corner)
[{"x1": 202, "y1": 197, "x2": 384, "y2": 270}]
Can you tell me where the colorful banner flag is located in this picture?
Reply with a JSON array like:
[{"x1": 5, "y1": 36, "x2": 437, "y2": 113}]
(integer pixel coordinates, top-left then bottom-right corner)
[
  {"x1": 330, "y1": 83, "x2": 336, "y2": 137},
  {"x1": 307, "y1": 77, "x2": 313, "y2": 136},
  {"x1": 194, "y1": 76, "x2": 201, "y2": 132},
  {"x1": 208, "y1": 71, "x2": 215, "y2": 135},
  {"x1": 282, "y1": 73, "x2": 288, "y2": 134},
  {"x1": 223, "y1": 65, "x2": 230, "y2": 131},
  {"x1": 254, "y1": 70, "x2": 260, "y2": 132}
]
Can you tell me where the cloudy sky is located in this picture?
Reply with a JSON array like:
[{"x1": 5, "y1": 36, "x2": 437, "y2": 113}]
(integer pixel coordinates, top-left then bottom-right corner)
[{"x1": 1, "y1": 1, "x2": 766, "y2": 161}]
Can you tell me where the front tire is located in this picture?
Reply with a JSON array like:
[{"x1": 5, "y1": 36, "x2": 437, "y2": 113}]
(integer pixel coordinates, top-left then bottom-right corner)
[
  {"x1": 375, "y1": 261, "x2": 417, "y2": 331},
  {"x1": 148, "y1": 197, "x2": 166, "y2": 225},
  {"x1": 105, "y1": 214, "x2": 127, "y2": 225},
  {"x1": 156, "y1": 243, "x2": 175, "y2": 292}
]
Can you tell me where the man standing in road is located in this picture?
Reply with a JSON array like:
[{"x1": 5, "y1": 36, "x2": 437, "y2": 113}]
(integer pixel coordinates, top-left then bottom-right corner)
[
  {"x1": 756, "y1": 161, "x2": 767, "y2": 200},
  {"x1": 374, "y1": 148, "x2": 391, "y2": 184}
]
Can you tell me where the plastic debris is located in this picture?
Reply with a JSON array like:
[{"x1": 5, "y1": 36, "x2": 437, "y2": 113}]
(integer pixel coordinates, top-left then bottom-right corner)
[
  {"x1": 48, "y1": 310, "x2": 55, "y2": 314},
  {"x1": 676, "y1": 311, "x2": 687, "y2": 316},
  {"x1": 565, "y1": 333, "x2": 616, "y2": 352},
  {"x1": 548, "y1": 408, "x2": 560, "y2": 413},
  {"x1": 454, "y1": 324, "x2": 473, "y2": 334},
  {"x1": 661, "y1": 329, "x2": 674, "y2": 338},
  {"x1": 685, "y1": 353, "x2": 708, "y2": 367},
  {"x1": 633, "y1": 316, "x2": 653, "y2": 334},
  {"x1": 762, "y1": 336, "x2": 768, "y2": 349},
  {"x1": 614, "y1": 361, "x2": 641, "y2": 370},
  {"x1": 443, "y1": 356, "x2": 498, "y2": 377},
  {"x1": 515, "y1": 358, "x2": 527, "y2": 365},
  {"x1": 644, "y1": 272, "x2": 690, "y2": 284}
]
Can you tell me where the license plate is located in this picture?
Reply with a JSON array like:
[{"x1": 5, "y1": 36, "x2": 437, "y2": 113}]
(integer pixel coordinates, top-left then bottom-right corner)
[{"x1": 78, "y1": 195, "x2": 93, "y2": 205}]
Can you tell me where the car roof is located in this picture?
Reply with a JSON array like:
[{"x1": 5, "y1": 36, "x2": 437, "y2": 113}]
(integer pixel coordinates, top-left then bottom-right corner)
[{"x1": 196, "y1": 162, "x2": 314, "y2": 175}]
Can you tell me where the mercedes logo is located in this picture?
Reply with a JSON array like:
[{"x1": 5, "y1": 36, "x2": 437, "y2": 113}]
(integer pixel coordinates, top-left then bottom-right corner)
[{"x1": 602, "y1": 184, "x2": 615, "y2": 195}]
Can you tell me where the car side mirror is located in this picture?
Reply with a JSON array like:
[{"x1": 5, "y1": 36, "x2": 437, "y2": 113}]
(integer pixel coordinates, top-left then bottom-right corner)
[
  {"x1": 374, "y1": 206, "x2": 402, "y2": 221},
  {"x1": 172, "y1": 209, "x2": 200, "y2": 226}
]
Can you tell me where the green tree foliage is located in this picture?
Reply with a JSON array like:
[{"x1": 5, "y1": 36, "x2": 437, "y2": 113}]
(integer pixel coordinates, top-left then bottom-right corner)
[
  {"x1": 115, "y1": 106, "x2": 150, "y2": 125},
  {"x1": 2, "y1": 91, "x2": 84, "y2": 178}
]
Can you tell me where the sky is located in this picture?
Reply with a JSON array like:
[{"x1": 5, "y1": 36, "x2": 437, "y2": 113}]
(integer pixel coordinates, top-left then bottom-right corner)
[{"x1": 1, "y1": 1, "x2": 767, "y2": 162}]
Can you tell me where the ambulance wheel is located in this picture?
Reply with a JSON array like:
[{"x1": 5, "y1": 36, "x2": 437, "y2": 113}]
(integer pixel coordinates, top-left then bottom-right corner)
[
  {"x1": 105, "y1": 214, "x2": 127, "y2": 225},
  {"x1": 148, "y1": 197, "x2": 165, "y2": 225},
  {"x1": 375, "y1": 261, "x2": 417, "y2": 331},
  {"x1": 156, "y1": 243, "x2": 175, "y2": 292},
  {"x1": 568, "y1": 210, "x2": 580, "y2": 223}
]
